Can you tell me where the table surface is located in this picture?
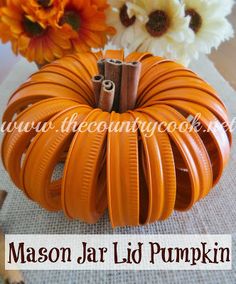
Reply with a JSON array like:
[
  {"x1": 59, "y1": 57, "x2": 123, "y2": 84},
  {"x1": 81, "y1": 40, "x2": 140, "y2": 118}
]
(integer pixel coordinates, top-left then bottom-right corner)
[{"x1": 0, "y1": 6, "x2": 236, "y2": 89}]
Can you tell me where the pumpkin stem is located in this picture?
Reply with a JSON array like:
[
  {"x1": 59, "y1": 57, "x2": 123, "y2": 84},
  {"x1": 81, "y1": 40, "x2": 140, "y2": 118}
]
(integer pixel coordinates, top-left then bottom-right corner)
[
  {"x1": 92, "y1": 75, "x2": 104, "y2": 106},
  {"x1": 93, "y1": 59, "x2": 141, "y2": 113},
  {"x1": 97, "y1": 59, "x2": 106, "y2": 76},
  {"x1": 104, "y1": 59, "x2": 123, "y2": 112},
  {"x1": 97, "y1": 80, "x2": 115, "y2": 113},
  {"x1": 120, "y1": 61, "x2": 141, "y2": 113}
]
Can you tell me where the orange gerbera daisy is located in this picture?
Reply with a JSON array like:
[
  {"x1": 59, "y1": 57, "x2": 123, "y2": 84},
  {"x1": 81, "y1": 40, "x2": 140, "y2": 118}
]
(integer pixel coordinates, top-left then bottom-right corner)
[
  {"x1": 0, "y1": 0, "x2": 71, "y2": 64},
  {"x1": 0, "y1": 21, "x2": 12, "y2": 43},
  {"x1": 59, "y1": 0, "x2": 115, "y2": 52},
  {"x1": 22, "y1": 0, "x2": 67, "y2": 27},
  {"x1": 0, "y1": 0, "x2": 12, "y2": 43}
]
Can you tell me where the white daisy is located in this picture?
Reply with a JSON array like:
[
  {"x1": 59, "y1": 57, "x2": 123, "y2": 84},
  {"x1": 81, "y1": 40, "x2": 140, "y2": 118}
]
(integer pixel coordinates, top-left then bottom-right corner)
[
  {"x1": 178, "y1": 0, "x2": 234, "y2": 63},
  {"x1": 126, "y1": 0, "x2": 194, "y2": 59},
  {"x1": 209, "y1": 0, "x2": 234, "y2": 18},
  {"x1": 106, "y1": 0, "x2": 146, "y2": 50}
]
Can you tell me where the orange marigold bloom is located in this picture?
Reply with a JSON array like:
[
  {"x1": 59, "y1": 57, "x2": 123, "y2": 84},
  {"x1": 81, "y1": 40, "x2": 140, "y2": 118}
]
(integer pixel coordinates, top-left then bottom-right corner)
[
  {"x1": 0, "y1": 0, "x2": 71, "y2": 64},
  {"x1": 21, "y1": 0, "x2": 67, "y2": 28},
  {"x1": 60, "y1": 0, "x2": 114, "y2": 52}
]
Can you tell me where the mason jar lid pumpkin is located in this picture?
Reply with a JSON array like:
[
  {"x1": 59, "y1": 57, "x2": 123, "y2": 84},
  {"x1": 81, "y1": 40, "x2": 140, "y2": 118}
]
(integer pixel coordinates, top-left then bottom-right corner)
[{"x1": 1, "y1": 50, "x2": 231, "y2": 227}]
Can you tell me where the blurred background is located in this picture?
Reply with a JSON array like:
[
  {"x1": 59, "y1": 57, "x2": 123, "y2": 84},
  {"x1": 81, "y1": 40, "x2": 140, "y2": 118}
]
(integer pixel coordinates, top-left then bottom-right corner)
[{"x1": 0, "y1": 5, "x2": 236, "y2": 89}]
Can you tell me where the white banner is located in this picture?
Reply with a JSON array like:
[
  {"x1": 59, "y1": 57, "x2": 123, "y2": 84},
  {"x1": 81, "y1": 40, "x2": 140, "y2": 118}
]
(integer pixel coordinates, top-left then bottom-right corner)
[{"x1": 5, "y1": 234, "x2": 232, "y2": 270}]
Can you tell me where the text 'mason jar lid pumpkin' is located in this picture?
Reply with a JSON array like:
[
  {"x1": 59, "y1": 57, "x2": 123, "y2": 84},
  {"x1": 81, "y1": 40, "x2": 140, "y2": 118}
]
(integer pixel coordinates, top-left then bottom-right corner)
[{"x1": 1, "y1": 50, "x2": 231, "y2": 228}]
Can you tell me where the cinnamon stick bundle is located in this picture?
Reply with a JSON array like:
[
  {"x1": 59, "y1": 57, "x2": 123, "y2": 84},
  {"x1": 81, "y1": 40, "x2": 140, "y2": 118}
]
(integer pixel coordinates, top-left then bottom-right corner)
[
  {"x1": 92, "y1": 75, "x2": 104, "y2": 106},
  {"x1": 105, "y1": 59, "x2": 123, "y2": 112},
  {"x1": 120, "y1": 61, "x2": 141, "y2": 113},
  {"x1": 98, "y1": 80, "x2": 115, "y2": 112}
]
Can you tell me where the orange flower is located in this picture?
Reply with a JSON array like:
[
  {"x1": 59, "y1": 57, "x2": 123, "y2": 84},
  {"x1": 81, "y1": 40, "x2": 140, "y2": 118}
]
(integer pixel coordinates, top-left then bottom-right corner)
[
  {"x1": 21, "y1": 0, "x2": 67, "y2": 27},
  {"x1": 0, "y1": 21, "x2": 12, "y2": 43},
  {"x1": 0, "y1": 0, "x2": 6, "y2": 6},
  {"x1": 0, "y1": 0, "x2": 71, "y2": 64},
  {"x1": 60, "y1": 0, "x2": 114, "y2": 52},
  {"x1": 0, "y1": 0, "x2": 12, "y2": 43}
]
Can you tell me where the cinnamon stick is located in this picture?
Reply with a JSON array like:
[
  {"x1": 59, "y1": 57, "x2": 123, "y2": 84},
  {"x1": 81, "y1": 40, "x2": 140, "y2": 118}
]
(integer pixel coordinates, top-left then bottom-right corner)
[
  {"x1": 92, "y1": 75, "x2": 104, "y2": 106},
  {"x1": 97, "y1": 59, "x2": 106, "y2": 76},
  {"x1": 98, "y1": 80, "x2": 115, "y2": 112},
  {"x1": 120, "y1": 61, "x2": 141, "y2": 113},
  {"x1": 105, "y1": 59, "x2": 123, "y2": 112},
  {"x1": 0, "y1": 190, "x2": 7, "y2": 210}
]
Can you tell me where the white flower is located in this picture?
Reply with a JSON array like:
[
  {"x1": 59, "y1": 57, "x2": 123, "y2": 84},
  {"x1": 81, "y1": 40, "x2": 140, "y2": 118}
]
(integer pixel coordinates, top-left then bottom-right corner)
[
  {"x1": 126, "y1": 0, "x2": 194, "y2": 59},
  {"x1": 107, "y1": 0, "x2": 234, "y2": 66},
  {"x1": 208, "y1": 0, "x2": 234, "y2": 18},
  {"x1": 106, "y1": 0, "x2": 146, "y2": 51},
  {"x1": 178, "y1": 0, "x2": 234, "y2": 63}
]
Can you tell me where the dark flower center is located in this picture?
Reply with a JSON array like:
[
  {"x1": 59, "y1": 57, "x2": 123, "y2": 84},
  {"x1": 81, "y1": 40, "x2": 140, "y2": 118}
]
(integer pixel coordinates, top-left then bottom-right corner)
[
  {"x1": 146, "y1": 10, "x2": 170, "y2": 37},
  {"x1": 37, "y1": 0, "x2": 52, "y2": 8},
  {"x1": 23, "y1": 17, "x2": 45, "y2": 37},
  {"x1": 185, "y1": 9, "x2": 202, "y2": 33},
  {"x1": 119, "y1": 4, "x2": 136, "y2": 27},
  {"x1": 60, "y1": 10, "x2": 81, "y2": 31}
]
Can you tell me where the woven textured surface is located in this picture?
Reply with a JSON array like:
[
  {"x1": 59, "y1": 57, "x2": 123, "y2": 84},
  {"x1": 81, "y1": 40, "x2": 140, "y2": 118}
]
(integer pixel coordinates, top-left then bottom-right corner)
[{"x1": 0, "y1": 56, "x2": 236, "y2": 283}]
